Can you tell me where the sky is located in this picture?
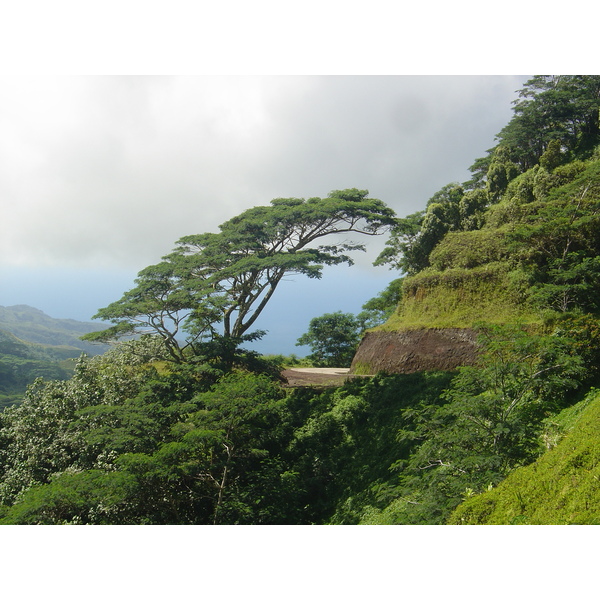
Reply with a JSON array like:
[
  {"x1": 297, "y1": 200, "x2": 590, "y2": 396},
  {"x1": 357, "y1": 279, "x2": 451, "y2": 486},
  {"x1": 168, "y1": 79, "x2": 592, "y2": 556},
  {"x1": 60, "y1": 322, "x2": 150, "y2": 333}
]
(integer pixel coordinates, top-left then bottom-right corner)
[{"x1": 0, "y1": 75, "x2": 530, "y2": 354}]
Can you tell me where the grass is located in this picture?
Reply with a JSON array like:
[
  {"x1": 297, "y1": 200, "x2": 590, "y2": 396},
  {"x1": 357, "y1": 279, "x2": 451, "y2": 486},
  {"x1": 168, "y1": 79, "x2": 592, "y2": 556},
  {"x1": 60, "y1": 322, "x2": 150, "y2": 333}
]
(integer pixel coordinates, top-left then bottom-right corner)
[
  {"x1": 376, "y1": 263, "x2": 540, "y2": 332},
  {"x1": 448, "y1": 388, "x2": 600, "y2": 524}
]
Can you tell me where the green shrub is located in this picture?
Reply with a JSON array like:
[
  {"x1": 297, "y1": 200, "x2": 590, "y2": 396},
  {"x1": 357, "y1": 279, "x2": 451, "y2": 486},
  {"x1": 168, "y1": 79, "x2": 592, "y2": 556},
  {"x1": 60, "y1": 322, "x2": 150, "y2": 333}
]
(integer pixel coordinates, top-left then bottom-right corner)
[{"x1": 429, "y1": 230, "x2": 510, "y2": 271}]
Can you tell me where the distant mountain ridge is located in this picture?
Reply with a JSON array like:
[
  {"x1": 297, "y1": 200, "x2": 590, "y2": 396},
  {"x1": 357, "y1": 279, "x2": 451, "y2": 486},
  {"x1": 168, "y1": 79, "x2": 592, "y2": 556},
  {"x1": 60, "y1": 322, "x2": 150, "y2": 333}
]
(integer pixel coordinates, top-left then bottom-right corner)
[
  {"x1": 0, "y1": 305, "x2": 109, "y2": 356},
  {"x1": 0, "y1": 305, "x2": 111, "y2": 408}
]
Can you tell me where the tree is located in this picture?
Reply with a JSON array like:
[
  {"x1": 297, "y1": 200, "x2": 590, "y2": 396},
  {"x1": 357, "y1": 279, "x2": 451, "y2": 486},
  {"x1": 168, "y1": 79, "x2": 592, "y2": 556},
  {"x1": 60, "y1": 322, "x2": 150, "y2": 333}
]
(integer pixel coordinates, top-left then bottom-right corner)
[
  {"x1": 0, "y1": 337, "x2": 178, "y2": 506},
  {"x1": 507, "y1": 160, "x2": 600, "y2": 313},
  {"x1": 486, "y1": 145, "x2": 521, "y2": 201},
  {"x1": 357, "y1": 278, "x2": 403, "y2": 329},
  {"x1": 375, "y1": 183, "x2": 466, "y2": 274},
  {"x1": 183, "y1": 373, "x2": 288, "y2": 524},
  {"x1": 0, "y1": 346, "x2": 292, "y2": 524},
  {"x1": 296, "y1": 311, "x2": 362, "y2": 367},
  {"x1": 84, "y1": 189, "x2": 395, "y2": 362},
  {"x1": 293, "y1": 277, "x2": 403, "y2": 370},
  {"x1": 112, "y1": 372, "x2": 291, "y2": 524},
  {"x1": 373, "y1": 210, "x2": 425, "y2": 274},
  {"x1": 496, "y1": 75, "x2": 600, "y2": 170}
]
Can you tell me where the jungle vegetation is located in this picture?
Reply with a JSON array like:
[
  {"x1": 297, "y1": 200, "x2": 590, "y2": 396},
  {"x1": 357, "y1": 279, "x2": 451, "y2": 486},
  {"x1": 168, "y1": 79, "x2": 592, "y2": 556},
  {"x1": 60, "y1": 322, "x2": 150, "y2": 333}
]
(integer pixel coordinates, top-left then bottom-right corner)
[{"x1": 2, "y1": 75, "x2": 600, "y2": 524}]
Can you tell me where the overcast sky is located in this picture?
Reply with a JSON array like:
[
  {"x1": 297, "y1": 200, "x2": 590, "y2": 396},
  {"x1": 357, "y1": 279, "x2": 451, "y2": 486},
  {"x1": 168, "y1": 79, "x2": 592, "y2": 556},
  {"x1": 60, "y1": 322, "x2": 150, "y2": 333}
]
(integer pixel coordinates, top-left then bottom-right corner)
[{"x1": 0, "y1": 75, "x2": 529, "y2": 353}]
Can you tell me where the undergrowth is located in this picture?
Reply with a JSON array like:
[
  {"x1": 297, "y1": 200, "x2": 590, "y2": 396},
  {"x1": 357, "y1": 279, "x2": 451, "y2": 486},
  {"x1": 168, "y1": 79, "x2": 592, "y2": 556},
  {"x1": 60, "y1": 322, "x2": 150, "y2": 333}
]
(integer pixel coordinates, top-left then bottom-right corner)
[{"x1": 448, "y1": 388, "x2": 600, "y2": 524}]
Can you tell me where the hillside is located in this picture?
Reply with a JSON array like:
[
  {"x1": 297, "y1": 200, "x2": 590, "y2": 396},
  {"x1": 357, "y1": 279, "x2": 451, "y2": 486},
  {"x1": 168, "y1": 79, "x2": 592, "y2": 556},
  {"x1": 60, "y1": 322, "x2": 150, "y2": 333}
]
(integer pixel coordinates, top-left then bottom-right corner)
[
  {"x1": 348, "y1": 75, "x2": 600, "y2": 524},
  {"x1": 0, "y1": 329, "x2": 74, "y2": 408},
  {"x1": 0, "y1": 305, "x2": 109, "y2": 355},
  {"x1": 1, "y1": 76, "x2": 600, "y2": 525},
  {"x1": 448, "y1": 388, "x2": 600, "y2": 524},
  {"x1": 0, "y1": 306, "x2": 110, "y2": 408},
  {"x1": 353, "y1": 76, "x2": 600, "y2": 375}
]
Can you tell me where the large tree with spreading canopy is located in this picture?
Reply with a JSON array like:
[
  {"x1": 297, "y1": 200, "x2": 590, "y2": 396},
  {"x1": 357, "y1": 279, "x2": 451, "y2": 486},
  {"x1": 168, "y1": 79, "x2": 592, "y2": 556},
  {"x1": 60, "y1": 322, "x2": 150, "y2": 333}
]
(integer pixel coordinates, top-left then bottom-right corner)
[{"x1": 83, "y1": 189, "x2": 396, "y2": 362}]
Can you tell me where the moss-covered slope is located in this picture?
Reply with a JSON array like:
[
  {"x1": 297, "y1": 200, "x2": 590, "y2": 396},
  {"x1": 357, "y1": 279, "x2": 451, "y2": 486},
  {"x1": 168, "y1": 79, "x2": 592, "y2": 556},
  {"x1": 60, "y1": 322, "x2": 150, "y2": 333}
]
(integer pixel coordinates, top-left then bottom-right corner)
[{"x1": 448, "y1": 388, "x2": 600, "y2": 524}]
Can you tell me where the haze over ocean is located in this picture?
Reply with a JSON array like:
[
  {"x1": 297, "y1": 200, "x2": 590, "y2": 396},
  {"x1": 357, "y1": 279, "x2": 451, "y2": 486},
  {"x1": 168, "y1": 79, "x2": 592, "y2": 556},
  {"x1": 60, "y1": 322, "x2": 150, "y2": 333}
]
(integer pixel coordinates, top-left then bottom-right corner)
[{"x1": 0, "y1": 262, "x2": 395, "y2": 356}]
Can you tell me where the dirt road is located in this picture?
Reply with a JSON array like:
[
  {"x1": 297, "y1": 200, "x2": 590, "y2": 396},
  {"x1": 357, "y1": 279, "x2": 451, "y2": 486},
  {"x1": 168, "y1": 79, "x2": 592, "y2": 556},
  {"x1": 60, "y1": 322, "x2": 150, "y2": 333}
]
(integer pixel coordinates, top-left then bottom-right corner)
[{"x1": 281, "y1": 367, "x2": 355, "y2": 387}]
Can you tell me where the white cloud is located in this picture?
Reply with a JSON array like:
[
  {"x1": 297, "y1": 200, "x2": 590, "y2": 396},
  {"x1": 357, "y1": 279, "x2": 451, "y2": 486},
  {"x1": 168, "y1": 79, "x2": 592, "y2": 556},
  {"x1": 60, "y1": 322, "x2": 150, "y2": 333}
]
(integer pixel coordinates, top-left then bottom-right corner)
[{"x1": 0, "y1": 75, "x2": 527, "y2": 271}]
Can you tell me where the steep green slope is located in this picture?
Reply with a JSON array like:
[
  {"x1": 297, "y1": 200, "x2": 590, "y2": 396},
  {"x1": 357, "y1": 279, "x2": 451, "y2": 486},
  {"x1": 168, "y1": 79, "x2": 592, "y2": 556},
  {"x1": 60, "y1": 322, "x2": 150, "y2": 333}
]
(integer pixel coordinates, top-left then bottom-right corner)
[
  {"x1": 448, "y1": 388, "x2": 600, "y2": 524},
  {"x1": 0, "y1": 305, "x2": 109, "y2": 356},
  {"x1": 373, "y1": 77, "x2": 600, "y2": 338},
  {"x1": 353, "y1": 150, "x2": 600, "y2": 376},
  {"x1": 349, "y1": 77, "x2": 600, "y2": 524},
  {"x1": 379, "y1": 151, "x2": 600, "y2": 332}
]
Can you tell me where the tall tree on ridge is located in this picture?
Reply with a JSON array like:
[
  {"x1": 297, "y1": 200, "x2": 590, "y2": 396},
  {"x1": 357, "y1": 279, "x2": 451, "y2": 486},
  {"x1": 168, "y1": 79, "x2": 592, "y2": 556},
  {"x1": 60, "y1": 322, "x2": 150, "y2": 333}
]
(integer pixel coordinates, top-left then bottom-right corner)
[{"x1": 84, "y1": 189, "x2": 396, "y2": 362}]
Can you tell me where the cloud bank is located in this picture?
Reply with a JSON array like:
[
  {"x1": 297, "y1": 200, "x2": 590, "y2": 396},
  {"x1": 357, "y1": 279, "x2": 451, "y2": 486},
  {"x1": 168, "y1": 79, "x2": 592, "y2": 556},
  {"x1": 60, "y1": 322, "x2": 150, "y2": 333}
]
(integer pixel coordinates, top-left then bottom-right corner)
[{"x1": 1, "y1": 75, "x2": 527, "y2": 272}]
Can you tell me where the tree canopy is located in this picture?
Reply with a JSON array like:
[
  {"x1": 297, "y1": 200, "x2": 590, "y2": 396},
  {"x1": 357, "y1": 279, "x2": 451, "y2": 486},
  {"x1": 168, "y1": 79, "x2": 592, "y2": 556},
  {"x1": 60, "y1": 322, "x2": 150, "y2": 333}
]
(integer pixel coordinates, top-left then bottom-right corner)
[
  {"x1": 84, "y1": 189, "x2": 395, "y2": 362},
  {"x1": 296, "y1": 311, "x2": 363, "y2": 367},
  {"x1": 497, "y1": 75, "x2": 600, "y2": 171}
]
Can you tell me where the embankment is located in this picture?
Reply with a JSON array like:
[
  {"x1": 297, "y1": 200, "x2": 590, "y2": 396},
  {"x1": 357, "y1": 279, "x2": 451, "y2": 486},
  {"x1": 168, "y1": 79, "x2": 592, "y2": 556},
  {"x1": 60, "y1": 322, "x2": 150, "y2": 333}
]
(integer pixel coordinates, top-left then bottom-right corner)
[{"x1": 350, "y1": 328, "x2": 479, "y2": 375}]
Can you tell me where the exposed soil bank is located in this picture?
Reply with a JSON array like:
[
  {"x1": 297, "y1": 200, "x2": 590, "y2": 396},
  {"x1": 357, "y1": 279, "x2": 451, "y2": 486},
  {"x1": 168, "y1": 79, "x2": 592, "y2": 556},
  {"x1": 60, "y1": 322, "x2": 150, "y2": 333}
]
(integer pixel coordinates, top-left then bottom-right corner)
[{"x1": 350, "y1": 328, "x2": 479, "y2": 375}]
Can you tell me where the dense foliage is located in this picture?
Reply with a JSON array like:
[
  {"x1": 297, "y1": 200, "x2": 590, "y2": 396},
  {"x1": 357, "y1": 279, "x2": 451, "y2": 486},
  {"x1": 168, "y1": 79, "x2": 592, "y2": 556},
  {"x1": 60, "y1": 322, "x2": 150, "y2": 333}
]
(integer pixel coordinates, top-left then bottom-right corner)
[
  {"x1": 1, "y1": 319, "x2": 594, "y2": 524},
  {"x1": 359, "y1": 323, "x2": 589, "y2": 524},
  {"x1": 0, "y1": 337, "x2": 453, "y2": 524},
  {"x1": 448, "y1": 388, "x2": 600, "y2": 524},
  {"x1": 360, "y1": 74, "x2": 600, "y2": 522},
  {"x1": 377, "y1": 76, "x2": 600, "y2": 279},
  {"x1": 3, "y1": 76, "x2": 600, "y2": 524}
]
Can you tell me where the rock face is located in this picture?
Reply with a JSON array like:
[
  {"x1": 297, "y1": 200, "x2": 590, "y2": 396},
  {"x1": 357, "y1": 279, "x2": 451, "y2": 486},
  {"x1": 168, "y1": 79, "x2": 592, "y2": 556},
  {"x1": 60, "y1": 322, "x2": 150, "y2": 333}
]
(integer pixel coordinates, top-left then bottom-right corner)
[{"x1": 350, "y1": 328, "x2": 479, "y2": 374}]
